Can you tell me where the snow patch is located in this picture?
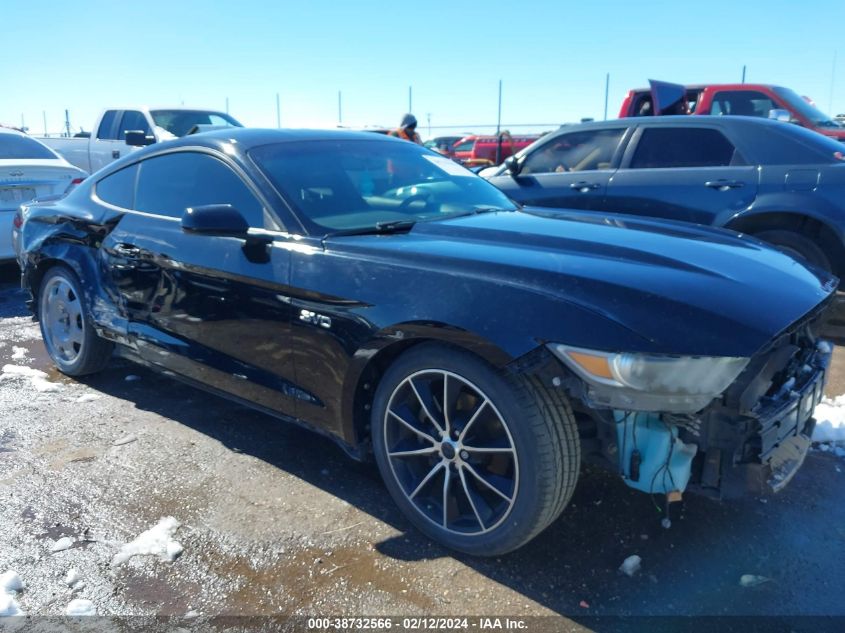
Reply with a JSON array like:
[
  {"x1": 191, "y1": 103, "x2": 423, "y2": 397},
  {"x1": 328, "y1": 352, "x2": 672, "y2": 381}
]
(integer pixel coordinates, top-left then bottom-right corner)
[
  {"x1": 51, "y1": 537, "x2": 74, "y2": 553},
  {"x1": 0, "y1": 571, "x2": 23, "y2": 594},
  {"x1": 1, "y1": 364, "x2": 61, "y2": 393},
  {"x1": 0, "y1": 569, "x2": 24, "y2": 617},
  {"x1": 65, "y1": 599, "x2": 95, "y2": 616},
  {"x1": 64, "y1": 569, "x2": 81, "y2": 588},
  {"x1": 10, "y1": 347, "x2": 26, "y2": 361},
  {"x1": 0, "y1": 593, "x2": 24, "y2": 617},
  {"x1": 812, "y1": 395, "x2": 845, "y2": 443},
  {"x1": 75, "y1": 394, "x2": 101, "y2": 403},
  {"x1": 112, "y1": 517, "x2": 183, "y2": 566},
  {"x1": 619, "y1": 555, "x2": 642, "y2": 577}
]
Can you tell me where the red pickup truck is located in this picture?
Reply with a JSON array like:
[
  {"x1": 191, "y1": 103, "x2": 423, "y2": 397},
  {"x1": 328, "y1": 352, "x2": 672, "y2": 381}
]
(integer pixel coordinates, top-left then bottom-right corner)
[
  {"x1": 619, "y1": 81, "x2": 845, "y2": 142},
  {"x1": 449, "y1": 134, "x2": 540, "y2": 167}
]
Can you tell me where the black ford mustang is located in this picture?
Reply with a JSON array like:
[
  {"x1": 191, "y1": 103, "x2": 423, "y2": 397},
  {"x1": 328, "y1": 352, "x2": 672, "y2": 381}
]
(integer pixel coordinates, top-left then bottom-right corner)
[{"x1": 13, "y1": 129, "x2": 836, "y2": 555}]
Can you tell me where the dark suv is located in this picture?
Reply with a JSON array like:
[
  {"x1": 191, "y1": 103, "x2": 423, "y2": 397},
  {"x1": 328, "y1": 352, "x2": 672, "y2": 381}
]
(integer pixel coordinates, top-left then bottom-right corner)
[{"x1": 485, "y1": 116, "x2": 845, "y2": 275}]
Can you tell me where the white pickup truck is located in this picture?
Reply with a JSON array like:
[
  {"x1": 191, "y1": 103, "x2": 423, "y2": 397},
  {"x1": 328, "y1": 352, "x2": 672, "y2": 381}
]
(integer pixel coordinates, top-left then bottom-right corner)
[{"x1": 38, "y1": 107, "x2": 242, "y2": 174}]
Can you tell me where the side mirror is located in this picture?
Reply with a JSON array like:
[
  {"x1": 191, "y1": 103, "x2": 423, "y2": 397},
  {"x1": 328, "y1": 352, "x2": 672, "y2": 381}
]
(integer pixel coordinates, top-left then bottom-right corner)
[
  {"x1": 768, "y1": 109, "x2": 791, "y2": 123},
  {"x1": 181, "y1": 204, "x2": 250, "y2": 236},
  {"x1": 125, "y1": 130, "x2": 155, "y2": 146},
  {"x1": 504, "y1": 155, "x2": 522, "y2": 177}
]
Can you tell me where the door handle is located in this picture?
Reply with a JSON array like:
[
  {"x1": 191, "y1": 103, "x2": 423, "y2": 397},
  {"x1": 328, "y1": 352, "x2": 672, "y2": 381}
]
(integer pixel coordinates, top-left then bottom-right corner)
[
  {"x1": 705, "y1": 180, "x2": 744, "y2": 191},
  {"x1": 112, "y1": 150, "x2": 121, "y2": 159},
  {"x1": 569, "y1": 181, "x2": 600, "y2": 192}
]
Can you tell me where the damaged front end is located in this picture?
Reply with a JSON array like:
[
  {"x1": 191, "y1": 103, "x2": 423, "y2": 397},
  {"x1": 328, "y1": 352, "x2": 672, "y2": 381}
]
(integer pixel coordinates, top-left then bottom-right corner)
[{"x1": 538, "y1": 300, "x2": 832, "y2": 501}]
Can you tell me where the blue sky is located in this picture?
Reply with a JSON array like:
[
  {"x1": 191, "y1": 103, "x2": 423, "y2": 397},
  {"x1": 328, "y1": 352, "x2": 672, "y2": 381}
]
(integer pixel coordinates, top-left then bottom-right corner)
[{"x1": 2, "y1": 0, "x2": 842, "y2": 137}]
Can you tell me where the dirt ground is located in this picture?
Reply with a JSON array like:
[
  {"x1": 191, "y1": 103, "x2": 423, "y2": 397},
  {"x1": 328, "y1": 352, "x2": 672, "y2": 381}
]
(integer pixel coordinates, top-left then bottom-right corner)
[{"x1": 0, "y1": 264, "x2": 843, "y2": 631}]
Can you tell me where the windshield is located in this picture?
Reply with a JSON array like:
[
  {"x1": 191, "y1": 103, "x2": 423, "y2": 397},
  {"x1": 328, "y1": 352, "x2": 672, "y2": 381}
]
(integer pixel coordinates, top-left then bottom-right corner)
[
  {"x1": 0, "y1": 133, "x2": 57, "y2": 160},
  {"x1": 771, "y1": 87, "x2": 841, "y2": 128},
  {"x1": 150, "y1": 110, "x2": 243, "y2": 137},
  {"x1": 250, "y1": 139, "x2": 517, "y2": 233}
]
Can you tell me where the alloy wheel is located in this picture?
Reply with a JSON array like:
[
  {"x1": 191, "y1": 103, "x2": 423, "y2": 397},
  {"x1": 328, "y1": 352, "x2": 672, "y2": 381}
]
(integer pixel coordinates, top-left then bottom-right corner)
[
  {"x1": 383, "y1": 370, "x2": 519, "y2": 535},
  {"x1": 41, "y1": 275, "x2": 85, "y2": 365}
]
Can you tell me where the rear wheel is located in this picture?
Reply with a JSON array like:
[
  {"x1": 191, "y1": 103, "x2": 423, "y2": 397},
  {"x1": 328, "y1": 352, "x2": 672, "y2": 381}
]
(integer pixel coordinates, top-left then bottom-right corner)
[
  {"x1": 372, "y1": 343, "x2": 580, "y2": 555},
  {"x1": 38, "y1": 266, "x2": 113, "y2": 376},
  {"x1": 754, "y1": 230, "x2": 831, "y2": 272}
]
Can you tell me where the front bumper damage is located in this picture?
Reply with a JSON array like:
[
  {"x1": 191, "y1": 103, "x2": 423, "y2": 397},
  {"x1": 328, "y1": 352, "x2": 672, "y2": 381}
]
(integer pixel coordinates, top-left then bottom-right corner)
[
  {"x1": 695, "y1": 339, "x2": 829, "y2": 498},
  {"x1": 532, "y1": 302, "x2": 834, "y2": 501},
  {"x1": 618, "y1": 341, "x2": 829, "y2": 500}
]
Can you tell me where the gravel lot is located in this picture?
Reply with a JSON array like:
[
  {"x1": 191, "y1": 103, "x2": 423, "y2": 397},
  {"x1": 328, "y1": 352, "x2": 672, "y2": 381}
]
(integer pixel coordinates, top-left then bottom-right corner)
[{"x1": 0, "y1": 263, "x2": 843, "y2": 630}]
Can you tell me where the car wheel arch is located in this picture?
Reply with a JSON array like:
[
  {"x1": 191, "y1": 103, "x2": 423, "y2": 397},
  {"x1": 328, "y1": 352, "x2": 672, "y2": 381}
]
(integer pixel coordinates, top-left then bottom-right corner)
[
  {"x1": 725, "y1": 210, "x2": 843, "y2": 276},
  {"x1": 29, "y1": 256, "x2": 86, "y2": 317},
  {"x1": 27, "y1": 245, "x2": 118, "y2": 332},
  {"x1": 341, "y1": 325, "x2": 518, "y2": 453}
]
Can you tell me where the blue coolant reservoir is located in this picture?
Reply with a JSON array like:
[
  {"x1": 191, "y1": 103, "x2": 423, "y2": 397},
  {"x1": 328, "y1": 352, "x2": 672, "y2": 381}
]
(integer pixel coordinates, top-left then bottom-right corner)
[{"x1": 614, "y1": 411, "x2": 698, "y2": 495}]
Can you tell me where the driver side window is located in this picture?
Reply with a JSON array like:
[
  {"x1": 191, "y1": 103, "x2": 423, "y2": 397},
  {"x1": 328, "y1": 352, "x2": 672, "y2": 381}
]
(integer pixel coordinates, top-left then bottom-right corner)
[{"x1": 521, "y1": 129, "x2": 625, "y2": 175}]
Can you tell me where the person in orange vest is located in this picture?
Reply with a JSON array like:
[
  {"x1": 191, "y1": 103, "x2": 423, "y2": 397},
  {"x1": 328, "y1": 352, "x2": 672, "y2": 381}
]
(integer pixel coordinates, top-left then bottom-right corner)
[{"x1": 388, "y1": 113, "x2": 422, "y2": 144}]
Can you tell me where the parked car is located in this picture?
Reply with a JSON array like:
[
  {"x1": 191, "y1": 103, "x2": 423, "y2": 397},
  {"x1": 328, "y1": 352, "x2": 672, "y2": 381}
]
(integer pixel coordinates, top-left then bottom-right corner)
[
  {"x1": 450, "y1": 134, "x2": 540, "y2": 167},
  {"x1": 620, "y1": 81, "x2": 845, "y2": 142},
  {"x1": 0, "y1": 128, "x2": 86, "y2": 260},
  {"x1": 485, "y1": 116, "x2": 845, "y2": 275},
  {"x1": 38, "y1": 107, "x2": 242, "y2": 173},
  {"x1": 15, "y1": 129, "x2": 834, "y2": 554}
]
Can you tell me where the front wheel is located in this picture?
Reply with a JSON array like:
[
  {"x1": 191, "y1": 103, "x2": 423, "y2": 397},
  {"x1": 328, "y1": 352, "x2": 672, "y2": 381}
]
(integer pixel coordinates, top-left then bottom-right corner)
[
  {"x1": 372, "y1": 343, "x2": 580, "y2": 555},
  {"x1": 38, "y1": 266, "x2": 113, "y2": 376}
]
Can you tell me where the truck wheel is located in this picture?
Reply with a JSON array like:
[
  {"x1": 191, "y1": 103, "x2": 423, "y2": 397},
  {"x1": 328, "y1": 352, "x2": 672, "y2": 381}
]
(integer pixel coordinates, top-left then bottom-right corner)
[
  {"x1": 38, "y1": 266, "x2": 113, "y2": 376},
  {"x1": 754, "y1": 230, "x2": 831, "y2": 272},
  {"x1": 371, "y1": 343, "x2": 580, "y2": 555}
]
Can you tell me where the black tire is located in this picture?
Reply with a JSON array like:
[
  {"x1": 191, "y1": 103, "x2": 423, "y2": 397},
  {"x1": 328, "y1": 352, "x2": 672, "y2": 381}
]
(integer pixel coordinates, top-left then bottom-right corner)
[
  {"x1": 371, "y1": 343, "x2": 580, "y2": 555},
  {"x1": 38, "y1": 265, "x2": 113, "y2": 376},
  {"x1": 754, "y1": 230, "x2": 832, "y2": 272}
]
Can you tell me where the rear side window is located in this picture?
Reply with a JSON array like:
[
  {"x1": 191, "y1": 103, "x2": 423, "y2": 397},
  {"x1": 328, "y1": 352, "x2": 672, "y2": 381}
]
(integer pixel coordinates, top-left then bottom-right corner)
[
  {"x1": 134, "y1": 152, "x2": 264, "y2": 226},
  {"x1": 630, "y1": 128, "x2": 741, "y2": 168},
  {"x1": 0, "y1": 133, "x2": 56, "y2": 160},
  {"x1": 96, "y1": 111, "x2": 118, "y2": 140},
  {"x1": 118, "y1": 111, "x2": 152, "y2": 139},
  {"x1": 96, "y1": 164, "x2": 138, "y2": 209},
  {"x1": 710, "y1": 90, "x2": 776, "y2": 117},
  {"x1": 522, "y1": 128, "x2": 626, "y2": 174}
]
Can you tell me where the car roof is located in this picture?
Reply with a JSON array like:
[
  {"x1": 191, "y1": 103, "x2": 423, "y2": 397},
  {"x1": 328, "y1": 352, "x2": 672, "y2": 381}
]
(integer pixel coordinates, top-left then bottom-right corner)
[
  {"x1": 106, "y1": 106, "x2": 231, "y2": 113},
  {"x1": 552, "y1": 115, "x2": 789, "y2": 132},
  {"x1": 156, "y1": 127, "x2": 407, "y2": 150},
  {"x1": 630, "y1": 83, "x2": 786, "y2": 94}
]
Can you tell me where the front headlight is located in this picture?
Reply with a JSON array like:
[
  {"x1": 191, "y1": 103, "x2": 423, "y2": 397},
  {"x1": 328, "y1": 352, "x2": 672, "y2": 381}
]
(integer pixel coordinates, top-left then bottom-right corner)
[{"x1": 548, "y1": 344, "x2": 749, "y2": 413}]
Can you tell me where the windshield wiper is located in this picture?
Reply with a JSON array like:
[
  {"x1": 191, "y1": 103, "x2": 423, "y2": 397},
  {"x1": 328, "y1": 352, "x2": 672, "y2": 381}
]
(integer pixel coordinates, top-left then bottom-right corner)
[
  {"x1": 436, "y1": 206, "x2": 515, "y2": 222},
  {"x1": 324, "y1": 219, "x2": 417, "y2": 238}
]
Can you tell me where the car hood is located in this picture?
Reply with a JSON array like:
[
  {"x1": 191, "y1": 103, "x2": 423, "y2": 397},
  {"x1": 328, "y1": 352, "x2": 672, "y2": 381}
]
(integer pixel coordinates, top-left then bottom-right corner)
[{"x1": 333, "y1": 209, "x2": 836, "y2": 358}]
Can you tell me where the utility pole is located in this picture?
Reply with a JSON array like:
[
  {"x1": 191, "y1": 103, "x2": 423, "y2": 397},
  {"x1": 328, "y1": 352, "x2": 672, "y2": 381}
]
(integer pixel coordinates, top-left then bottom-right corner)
[
  {"x1": 603, "y1": 73, "x2": 610, "y2": 120},
  {"x1": 20, "y1": 113, "x2": 25, "y2": 131},
  {"x1": 496, "y1": 80, "x2": 503, "y2": 135},
  {"x1": 225, "y1": 97, "x2": 229, "y2": 114},
  {"x1": 64, "y1": 110, "x2": 71, "y2": 137},
  {"x1": 338, "y1": 91, "x2": 342, "y2": 125},
  {"x1": 741, "y1": 65, "x2": 746, "y2": 84},
  {"x1": 408, "y1": 86, "x2": 412, "y2": 112},
  {"x1": 43, "y1": 111, "x2": 47, "y2": 136},
  {"x1": 276, "y1": 93, "x2": 281, "y2": 128}
]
